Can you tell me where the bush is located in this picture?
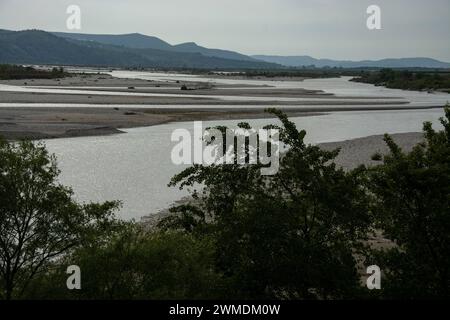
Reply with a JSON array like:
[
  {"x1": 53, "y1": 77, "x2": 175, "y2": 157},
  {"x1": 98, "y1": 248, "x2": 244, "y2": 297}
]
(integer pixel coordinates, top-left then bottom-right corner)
[
  {"x1": 0, "y1": 64, "x2": 68, "y2": 80},
  {"x1": 163, "y1": 108, "x2": 372, "y2": 299},
  {"x1": 24, "y1": 226, "x2": 222, "y2": 300},
  {"x1": 0, "y1": 139, "x2": 120, "y2": 299},
  {"x1": 3, "y1": 107, "x2": 450, "y2": 300},
  {"x1": 369, "y1": 106, "x2": 450, "y2": 298}
]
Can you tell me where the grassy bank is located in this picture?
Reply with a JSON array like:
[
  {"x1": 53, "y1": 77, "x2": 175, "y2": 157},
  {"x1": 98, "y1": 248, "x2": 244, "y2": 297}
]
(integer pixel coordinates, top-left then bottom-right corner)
[
  {"x1": 0, "y1": 64, "x2": 69, "y2": 80},
  {"x1": 351, "y1": 68, "x2": 450, "y2": 92}
]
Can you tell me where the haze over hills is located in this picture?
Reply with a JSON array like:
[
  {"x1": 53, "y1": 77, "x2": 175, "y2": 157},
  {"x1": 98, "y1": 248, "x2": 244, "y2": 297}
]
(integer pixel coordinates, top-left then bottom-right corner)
[
  {"x1": 0, "y1": 29, "x2": 278, "y2": 69},
  {"x1": 52, "y1": 32, "x2": 173, "y2": 50},
  {"x1": 52, "y1": 32, "x2": 257, "y2": 62},
  {"x1": 253, "y1": 55, "x2": 450, "y2": 69},
  {"x1": 1, "y1": 29, "x2": 449, "y2": 70}
]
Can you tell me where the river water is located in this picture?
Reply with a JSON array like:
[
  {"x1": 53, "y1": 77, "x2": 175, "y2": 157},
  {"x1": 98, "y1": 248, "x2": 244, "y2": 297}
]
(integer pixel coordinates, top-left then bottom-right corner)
[
  {"x1": 44, "y1": 108, "x2": 445, "y2": 220},
  {"x1": 5, "y1": 71, "x2": 445, "y2": 220}
]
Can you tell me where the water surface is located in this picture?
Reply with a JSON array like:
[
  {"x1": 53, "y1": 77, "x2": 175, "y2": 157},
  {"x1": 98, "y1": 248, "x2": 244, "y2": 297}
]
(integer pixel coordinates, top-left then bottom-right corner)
[{"x1": 44, "y1": 108, "x2": 445, "y2": 220}]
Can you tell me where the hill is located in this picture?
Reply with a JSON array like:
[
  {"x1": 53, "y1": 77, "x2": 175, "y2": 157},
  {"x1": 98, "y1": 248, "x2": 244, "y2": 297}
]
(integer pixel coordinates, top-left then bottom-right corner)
[
  {"x1": 53, "y1": 32, "x2": 257, "y2": 62},
  {"x1": 253, "y1": 55, "x2": 450, "y2": 69},
  {"x1": 52, "y1": 32, "x2": 172, "y2": 50},
  {"x1": 0, "y1": 30, "x2": 278, "y2": 69}
]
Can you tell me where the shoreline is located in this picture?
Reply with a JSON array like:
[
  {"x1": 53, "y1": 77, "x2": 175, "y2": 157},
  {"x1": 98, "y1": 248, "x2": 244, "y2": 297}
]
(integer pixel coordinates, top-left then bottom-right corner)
[
  {"x1": 0, "y1": 105, "x2": 443, "y2": 140},
  {"x1": 0, "y1": 106, "x2": 326, "y2": 140},
  {"x1": 0, "y1": 91, "x2": 410, "y2": 105},
  {"x1": 0, "y1": 73, "x2": 445, "y2": 140}
]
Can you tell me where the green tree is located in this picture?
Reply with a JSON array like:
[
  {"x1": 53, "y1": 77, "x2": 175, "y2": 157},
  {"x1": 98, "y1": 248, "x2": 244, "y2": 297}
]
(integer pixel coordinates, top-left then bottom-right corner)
[
  {"x1": 369, "y1": 106, "x2": 450, "y2": 298},
  {"x1": 0, "y1": 139, "x2": 120, "y2": 300},
  {"x1": 25, "y1": 225, "x2": 221, "y2": 300},
  {"x1": 162, "y1": 109, "x2": 372, "y2": 299}
]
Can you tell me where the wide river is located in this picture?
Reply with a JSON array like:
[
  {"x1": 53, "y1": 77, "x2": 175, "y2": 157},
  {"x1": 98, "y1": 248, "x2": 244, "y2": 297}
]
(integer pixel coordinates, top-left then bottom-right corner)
[{"x1": 37, "y1": 73, "x2": 449, "y2": 220}]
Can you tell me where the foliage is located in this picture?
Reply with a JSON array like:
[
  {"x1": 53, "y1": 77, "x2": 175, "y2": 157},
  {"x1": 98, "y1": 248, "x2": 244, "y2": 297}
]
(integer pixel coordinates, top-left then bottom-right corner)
[
  {"x1": 24, "y1": 226, "x2": 222, "y2": 300},
  {"x1": 352, "y1": 68, "x2": 450, "y2": 91},
  {"x1": 162, "y1": 108, "x2": 372, "y2": 299},
  {"x1": 368, "y1": 106, "x2": 450, "y2": 298},
  {"x1": 0, "y1": 139, "x2": 121, "y2": 299},
  {"x1": 2, "y1": 107, "x2": 450, "y2": 300},
  {"x1": 0, "y1": 64, "x2": 67, "y2": 80}
]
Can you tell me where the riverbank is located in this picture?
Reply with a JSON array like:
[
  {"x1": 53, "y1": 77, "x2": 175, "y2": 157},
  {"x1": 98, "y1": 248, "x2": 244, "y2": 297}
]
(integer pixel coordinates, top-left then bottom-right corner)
[
  {"x1": 0, "y1": 104, "x2": 442, "y2": 140},
  {"x1": 0, "y1": 106, "x2": 327, "y2": 140},
  {"x1": 0, "y1": 73, "x2": 445, "y2": 140}
]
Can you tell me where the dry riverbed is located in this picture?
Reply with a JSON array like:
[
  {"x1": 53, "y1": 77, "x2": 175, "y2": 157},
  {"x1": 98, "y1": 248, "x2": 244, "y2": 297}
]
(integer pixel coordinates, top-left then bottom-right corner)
[{"x1": 0, "y1": 73, "x2": 429, "y2": 140}]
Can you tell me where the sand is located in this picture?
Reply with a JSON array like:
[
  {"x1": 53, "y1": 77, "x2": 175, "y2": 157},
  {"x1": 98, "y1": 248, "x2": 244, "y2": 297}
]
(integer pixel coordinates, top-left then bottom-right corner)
[
  {"x1": 319, "y1": 132, "x2": 424, "y2": 170},
  {"x1": 0, "y1": 73, "x2": 434, "y2": 140},
  {"x1": 0, "y1": 106, "x2": 328, "y2": 140}
]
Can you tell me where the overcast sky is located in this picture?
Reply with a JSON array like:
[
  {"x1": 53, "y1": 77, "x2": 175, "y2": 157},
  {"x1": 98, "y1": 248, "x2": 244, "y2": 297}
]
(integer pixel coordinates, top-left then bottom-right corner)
[{"x1": 0, "y1": 0, "x2": 449, "y2": 61}]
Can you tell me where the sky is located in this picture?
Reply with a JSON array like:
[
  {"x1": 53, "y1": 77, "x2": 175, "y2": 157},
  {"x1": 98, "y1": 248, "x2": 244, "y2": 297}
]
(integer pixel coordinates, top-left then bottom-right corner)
[{"x1": 0, "y1": 0, "x2": 449, "y2": 61}]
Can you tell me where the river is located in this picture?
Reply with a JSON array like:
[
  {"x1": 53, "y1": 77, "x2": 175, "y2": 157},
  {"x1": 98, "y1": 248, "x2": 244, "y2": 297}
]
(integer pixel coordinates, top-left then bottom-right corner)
[{"x1": 26, "y1": 72, "x2": 447, "y2": 219}]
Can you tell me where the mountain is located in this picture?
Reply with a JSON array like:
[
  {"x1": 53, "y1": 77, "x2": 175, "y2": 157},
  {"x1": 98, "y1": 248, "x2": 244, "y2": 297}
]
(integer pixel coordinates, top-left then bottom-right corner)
[
  {"x1": 53, "y1": 32, "x2": 257, "y2": 62},
  {"x1": 0, "y1": 30, "x2": 149, "y2": 66},
  {"x1": 172, "y1": 42, "x2": 257, "y2": 61},
  {"x1": 0, "y1": 30, "x2": 279, "y2": 69},
  {"x1": 6, "y1": 29, "x2": 447, "y2": 70},
  {"x1": 252, "y1": 55, "x2": 450, "y2": 69},
  {"x1": 52, "y1": 32, "x2": 173, "y2": 50}
]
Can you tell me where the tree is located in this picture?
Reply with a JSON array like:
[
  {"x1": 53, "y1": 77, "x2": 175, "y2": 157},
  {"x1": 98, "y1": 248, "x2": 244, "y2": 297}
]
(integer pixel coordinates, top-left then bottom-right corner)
[
  {"x1": 162, "y1": 108, "x2": 372, "y2": 299},
  {"x1": 25, "y1": 226, "x2": 222, "y2": 300},
  {"x1": 369, "y1": 106, "x2": 450, "y2": 298},
  {"x1": 0, "y1": 139, "x2": 120, "y2": 299}
]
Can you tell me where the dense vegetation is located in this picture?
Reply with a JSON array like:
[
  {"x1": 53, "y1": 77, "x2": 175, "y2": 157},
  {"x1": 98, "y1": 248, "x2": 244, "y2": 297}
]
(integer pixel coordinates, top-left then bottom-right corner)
[
  {"x1": 0, "y1": 64, "x2": 67, "y2": 80},
  {"x1": 210, "y1": 68, "x2": 361, "y2": 79},
  {"x1": 351, "y1": 68, "x2": 450, "y2": 92},
  {"x1": 0, "y1": 107, "x2": 449, "y2": 300}
]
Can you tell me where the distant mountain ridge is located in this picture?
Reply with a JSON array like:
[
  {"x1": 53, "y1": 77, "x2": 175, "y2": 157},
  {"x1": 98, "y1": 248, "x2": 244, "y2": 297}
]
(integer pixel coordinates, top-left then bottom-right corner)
[
  {"x1": 1, "y1": 29, "x2": 449, "y2": 70},
  {"x1": 252, "y1": 55, "x2": 450, "y2": 69},
  {"x1": 52, "y1": 32, "x2": 257, "y2": 62},
  {"x1": 172, "y1": 42, "x2": 256, "y2": 62},
  {"x1": 0, "y1": 29, "x2": 278, "y2": 69},
  {"x1": 52, "y1": 32, "x2": 173, "y2": 50}
]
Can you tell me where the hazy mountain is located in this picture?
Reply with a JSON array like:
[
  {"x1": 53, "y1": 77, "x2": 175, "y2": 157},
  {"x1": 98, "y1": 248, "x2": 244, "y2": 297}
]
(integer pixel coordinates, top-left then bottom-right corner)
[
  {"x1": 0, "y1": 30, "x2": 278, "y2": 69},
  {"x1": 4, "y1": 29, "x2": 446, "y2": 70},
  {"x1": 172, "y1": 42, "x2": 256, "y2": 61},
  {"x1": 53, "y1": 32, "x2": 257, "y2": 62},
  {"x1": 0, "y1": 30, "x2": 150, "y2": 66},
  {"x1": 253, "y1": 55, "x2": 450, "y2": 69},
  {"x1": 52, "y1": 32, "x2": 173, "y2": 50}
]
